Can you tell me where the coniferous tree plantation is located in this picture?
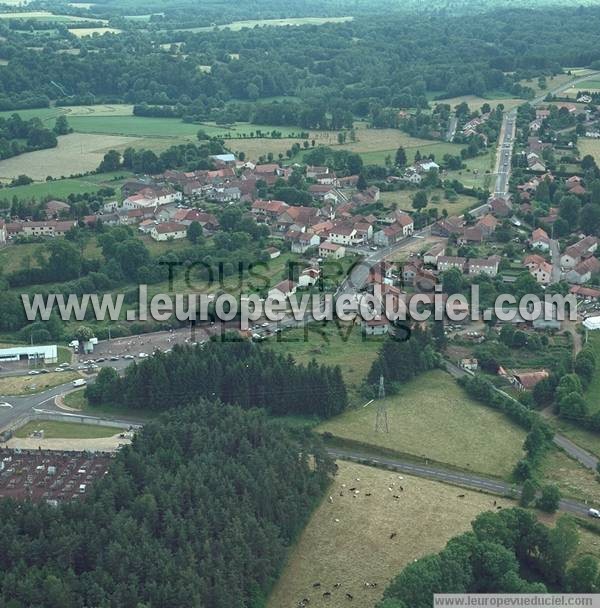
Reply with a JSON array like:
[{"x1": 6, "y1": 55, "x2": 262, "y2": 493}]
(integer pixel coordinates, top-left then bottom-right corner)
[
  {"x1": 86, "y1": 339, "x2": 348, "y2": 418},
  {"x1": 0, "y1": 401, "x2": 334, "y2": 607}
]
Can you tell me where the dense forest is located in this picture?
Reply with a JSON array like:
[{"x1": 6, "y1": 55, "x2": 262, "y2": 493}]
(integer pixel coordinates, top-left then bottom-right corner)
[
  {"x1": 0, "y1": 401, "x2": 334, "y2": 607},
  {"x1": 86, "y1": 339, "x2": 349, "y2": 418},
  {"x1": 2, "y1": 7, "x2": 600, "y2": 117},
  {"x1": 378, "y1": 508, "x2": 598, "y2": 607}
]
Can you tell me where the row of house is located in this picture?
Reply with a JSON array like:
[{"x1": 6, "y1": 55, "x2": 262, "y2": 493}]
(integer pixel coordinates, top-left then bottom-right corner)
[
  {"x1": 437, "y1": 255, "x2": 501, "y2": 277},
  {"x1": 4, "y1": 219, "x2": 76, "y2": 238}
]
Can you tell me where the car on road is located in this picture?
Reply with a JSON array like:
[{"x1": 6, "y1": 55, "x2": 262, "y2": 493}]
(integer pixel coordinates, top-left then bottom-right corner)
[
  {"x1": 261, "y1": 322, "x2": 269, "y2": 327},
  {"x1": 0, "y1": 402, "x2": 12, "y2": 408},
  {"x1": 588, "y1": 508, "x2": 600, "y2": 519},
  {"x1": 138, "y1": 352, "x2": 149, "y2": 359},
  {"x1": 96, "y1": 357, "x2": 105, "y2": 363},
  {"x1": 109, "y1": 356, "x2": 120, "y2": 361},
  {"x1": 39, "y1": 369, "x2": 50, "y2": 374},
  {"x1": 28, "y1": 370, "x2": 41, "y2": 376},
  {"x1": 123, "y1": 354, "x2": 134, "y2": 360},
  {"x1": 54, "y1": 367, "x2": 64, "y2": 372}
]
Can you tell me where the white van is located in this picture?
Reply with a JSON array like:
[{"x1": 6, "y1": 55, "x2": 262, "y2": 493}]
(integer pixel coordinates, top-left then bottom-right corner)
[{"x1": 72, "y1": 379, "x2": 87, "y2": 387}]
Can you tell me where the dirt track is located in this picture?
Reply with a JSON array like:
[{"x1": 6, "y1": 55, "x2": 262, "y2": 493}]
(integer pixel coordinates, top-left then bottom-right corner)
[{"x1": 5, "y1": 434, "x2": 131, "y2": 452}]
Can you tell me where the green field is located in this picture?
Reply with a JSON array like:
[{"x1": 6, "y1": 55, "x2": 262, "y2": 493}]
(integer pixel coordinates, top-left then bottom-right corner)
[
  {"x1": 539, "y1": 448, "x2": 600, "y2": 504},
  {"x1": 318, "y1": 369, "x2": 526, "y2": 478},
  {"x1": 266, "y1": 322, "x2": 381, "y2": 404},
  {"x1": 0, "y1": 371, "x2": 79, "y2": 395},
  {"x1": 379, "y1": 188, "x2": 479, "y2": 216},
  {"x1": 584, "y1": 332, "x2": 600, "y2": 413},
  {"x1": 0, "y1": 170, "x2": 133, "y2": 203},
  {"x1": 268, "y1": 461, "x2": 515, "y2": 608},
  {"x1": 14, "y1": 419, "x2": 122, "y2": 439},
  {"x1": 579, "y1": 138, "x2": 600, "y2": 165},
  {"x1": 0, "y1": 10, "x2": 104, "y2": 22},
  {"x1": 63, "y1": 388, "x2": 158, "y2": 422}
]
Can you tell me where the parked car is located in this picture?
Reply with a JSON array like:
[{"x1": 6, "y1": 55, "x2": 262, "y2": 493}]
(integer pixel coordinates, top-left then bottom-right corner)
[{"x1": 588, "y1": 508, "x2": 600, "y2": 519}]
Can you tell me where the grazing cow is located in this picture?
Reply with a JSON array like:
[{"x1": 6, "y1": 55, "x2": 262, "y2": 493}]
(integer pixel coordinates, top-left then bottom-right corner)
[
  {"x1": 328, "y1": 496, "x2": 333, "y2": 503},
  {"x1": 365, "y1": 493, "x2": 372, "y2": 497},
  {"x1": 334, "y1": 583, "x2": 341, "y2": 588},
  {"x1": 323, "y1": 591, "x2": 331, "y2": 598},
  {"x1": 390, "y1": 532, "x2": 397, "y2": 539},
  {"x1": 346, "y1": 593, "x2": 353, "y2": 600},
  {"x1": 313, "y1": 582, "x2": 321, "y2": 588},
  {"x1": 457, "y1": 494, "x2": 465, "y2": 498},
  {"x1": 349, "y1": 487, "x2": 356, "y2": 492},
  {"x1": 393, "y1": 495, "x2": 400, "y2": 499}
]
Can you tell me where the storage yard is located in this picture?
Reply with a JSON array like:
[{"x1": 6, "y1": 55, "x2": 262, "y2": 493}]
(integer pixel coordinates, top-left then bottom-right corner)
[{"x1": 0, "y1": 448, "x2": 113, "y2": 503}]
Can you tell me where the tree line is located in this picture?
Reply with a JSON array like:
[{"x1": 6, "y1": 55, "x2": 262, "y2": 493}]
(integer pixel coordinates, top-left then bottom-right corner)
[
  {"x1": 378, "y1": 508, "x2": 597, "y2": 607},
  {"x1": 86, "y1": 339, "x2": 349, "y2": 418}
]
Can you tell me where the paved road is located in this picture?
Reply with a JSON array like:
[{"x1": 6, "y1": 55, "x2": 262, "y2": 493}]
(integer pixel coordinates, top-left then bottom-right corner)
[
  {"x1": 0, "y1": 383, "x2": 78, "y2": 431},
  {"x1": 549, "y1": 238, "x2": 562, "y2": 284},
  {"x1": 327, "y1": 447, "x2": 597, "y2": 518},
  {"x1": 493, "y1": 112, "x2": 516, "y2": 197},
  {"x1": 491, "y1": 70, "x2": 600, "y2": 199},
  {"x1": 446, "y1": 115, "x2": 458, "y2": 142}
]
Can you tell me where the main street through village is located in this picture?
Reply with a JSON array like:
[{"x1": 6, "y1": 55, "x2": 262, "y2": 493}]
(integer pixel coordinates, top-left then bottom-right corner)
[{"x1": 2, "y1": 71, "x2": 600, "y2": 515}]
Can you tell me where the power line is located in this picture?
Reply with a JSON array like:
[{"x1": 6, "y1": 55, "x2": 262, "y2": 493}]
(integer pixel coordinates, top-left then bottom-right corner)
[{"x1": 375, "y1": 374, "x2": 389, "y2": 433}]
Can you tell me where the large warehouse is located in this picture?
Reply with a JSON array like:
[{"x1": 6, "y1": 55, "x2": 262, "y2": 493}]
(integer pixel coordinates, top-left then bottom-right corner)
[{"x1": 0, "y1": 345, "x2": 58, "y2": 365}]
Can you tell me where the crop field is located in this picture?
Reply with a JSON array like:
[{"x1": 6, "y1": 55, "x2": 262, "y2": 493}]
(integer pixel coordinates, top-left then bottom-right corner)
[
  {"x1": 268, "y1": 461, "x2": 514, "y2": 608},
  {"x1": 0, "y1": 372, "x2": 79, "y2": 396},
  {"x1": 318, "y1": 369, "x2": 525, "y2": 478},
  {"x1": 0, "y1": 104, "x2": 134, "y2": 124},
  {"x1": 14, "y1": 420, "x2": 123, "y2": 439},
  {"x1": 0, "y1": 132, "x2": 169, "y2": 180}
]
